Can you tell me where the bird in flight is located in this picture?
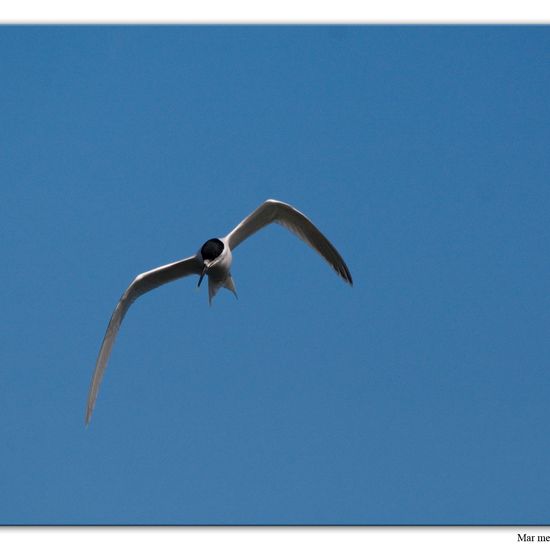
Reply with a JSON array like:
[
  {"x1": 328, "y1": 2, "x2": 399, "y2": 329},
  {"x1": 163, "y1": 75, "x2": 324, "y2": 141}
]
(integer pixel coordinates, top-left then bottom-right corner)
[{"x1": 85, "y1": 199, "x2": 353, "y2": 425}]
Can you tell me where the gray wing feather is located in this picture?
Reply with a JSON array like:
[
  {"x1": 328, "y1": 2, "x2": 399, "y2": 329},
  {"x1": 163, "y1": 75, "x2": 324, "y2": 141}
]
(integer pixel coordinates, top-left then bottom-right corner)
[
  {"x1": 85, "y1": 255, "x2": 201, "y2": 425},
  {"x1": 226, "y1": 199, "x2": 353, "y2": 285}
]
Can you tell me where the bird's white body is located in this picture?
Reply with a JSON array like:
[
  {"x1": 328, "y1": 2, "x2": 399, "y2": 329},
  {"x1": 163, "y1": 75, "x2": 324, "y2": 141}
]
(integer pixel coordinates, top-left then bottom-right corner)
[
  {"x1": 85, "y1": 199, "x2": 352, "y2": 425},
  {"x1": 199, "y1": 237, "x2": 236, "y2": 304}
]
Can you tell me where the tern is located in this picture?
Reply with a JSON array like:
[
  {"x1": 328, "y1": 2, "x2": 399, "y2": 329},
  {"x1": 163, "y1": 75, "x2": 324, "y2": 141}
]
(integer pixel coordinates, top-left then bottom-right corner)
[{"x1": 85, "y1": 199, "x2": 353, "y2": 425}]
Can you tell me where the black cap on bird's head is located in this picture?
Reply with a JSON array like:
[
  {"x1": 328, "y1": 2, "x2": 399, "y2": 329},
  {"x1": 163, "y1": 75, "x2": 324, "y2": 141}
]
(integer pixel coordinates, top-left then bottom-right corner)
[{"x1": 198, "y1": 238, "x2": 224, "y2": 287}]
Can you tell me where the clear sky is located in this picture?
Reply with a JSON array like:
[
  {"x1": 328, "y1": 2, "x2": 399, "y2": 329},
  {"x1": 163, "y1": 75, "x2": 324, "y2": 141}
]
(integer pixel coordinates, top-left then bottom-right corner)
[{"x1": 1, "y1": 25, "x2": 549, "y2": 525}]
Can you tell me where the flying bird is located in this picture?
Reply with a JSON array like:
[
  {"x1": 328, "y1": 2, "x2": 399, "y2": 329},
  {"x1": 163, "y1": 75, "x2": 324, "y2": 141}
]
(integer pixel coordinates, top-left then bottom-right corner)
[{"x1": 85, "y1": 199, "x2": 353, "y2": 425}]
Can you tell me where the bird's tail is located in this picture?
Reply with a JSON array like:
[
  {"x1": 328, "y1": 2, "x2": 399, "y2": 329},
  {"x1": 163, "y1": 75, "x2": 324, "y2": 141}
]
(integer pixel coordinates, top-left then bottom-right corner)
[
  {"x1": 208, "y1": 278, "x2": 221, "y2": 306},
  {"x1": 207, "y1": 275, "x2": 238, "y2": 305},
  {"x1": 223, "y1": 275, "x2": 238, "y2": 300}
]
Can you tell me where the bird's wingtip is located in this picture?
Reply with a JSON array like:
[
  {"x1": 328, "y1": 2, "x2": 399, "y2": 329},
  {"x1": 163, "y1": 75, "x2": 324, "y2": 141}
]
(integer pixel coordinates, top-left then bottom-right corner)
[{"x1": 84, "y1": 404, "x2": 93, "y2": 426}]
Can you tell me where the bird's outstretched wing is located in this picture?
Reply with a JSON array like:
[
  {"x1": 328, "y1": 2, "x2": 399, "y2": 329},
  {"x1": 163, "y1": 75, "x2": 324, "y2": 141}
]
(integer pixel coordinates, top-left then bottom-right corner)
[
  {"x1": 85, "y1": 255, "x2": 201, "y2": 425},
  {"x1": 225, "y1": 199, "x2": 353, "y2": 285}
]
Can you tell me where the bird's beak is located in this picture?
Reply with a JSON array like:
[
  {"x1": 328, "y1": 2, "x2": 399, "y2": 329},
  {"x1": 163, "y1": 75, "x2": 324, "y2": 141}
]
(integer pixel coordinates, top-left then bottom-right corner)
[{"x1": 197, "y1": 262, "x2": 209, "y2": 288}]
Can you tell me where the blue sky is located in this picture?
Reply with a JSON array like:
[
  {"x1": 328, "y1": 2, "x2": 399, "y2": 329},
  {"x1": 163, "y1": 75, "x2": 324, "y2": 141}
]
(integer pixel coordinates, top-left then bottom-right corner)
[{"x1": 1, "y1": 25, "x2": 549, "y2": 525}]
